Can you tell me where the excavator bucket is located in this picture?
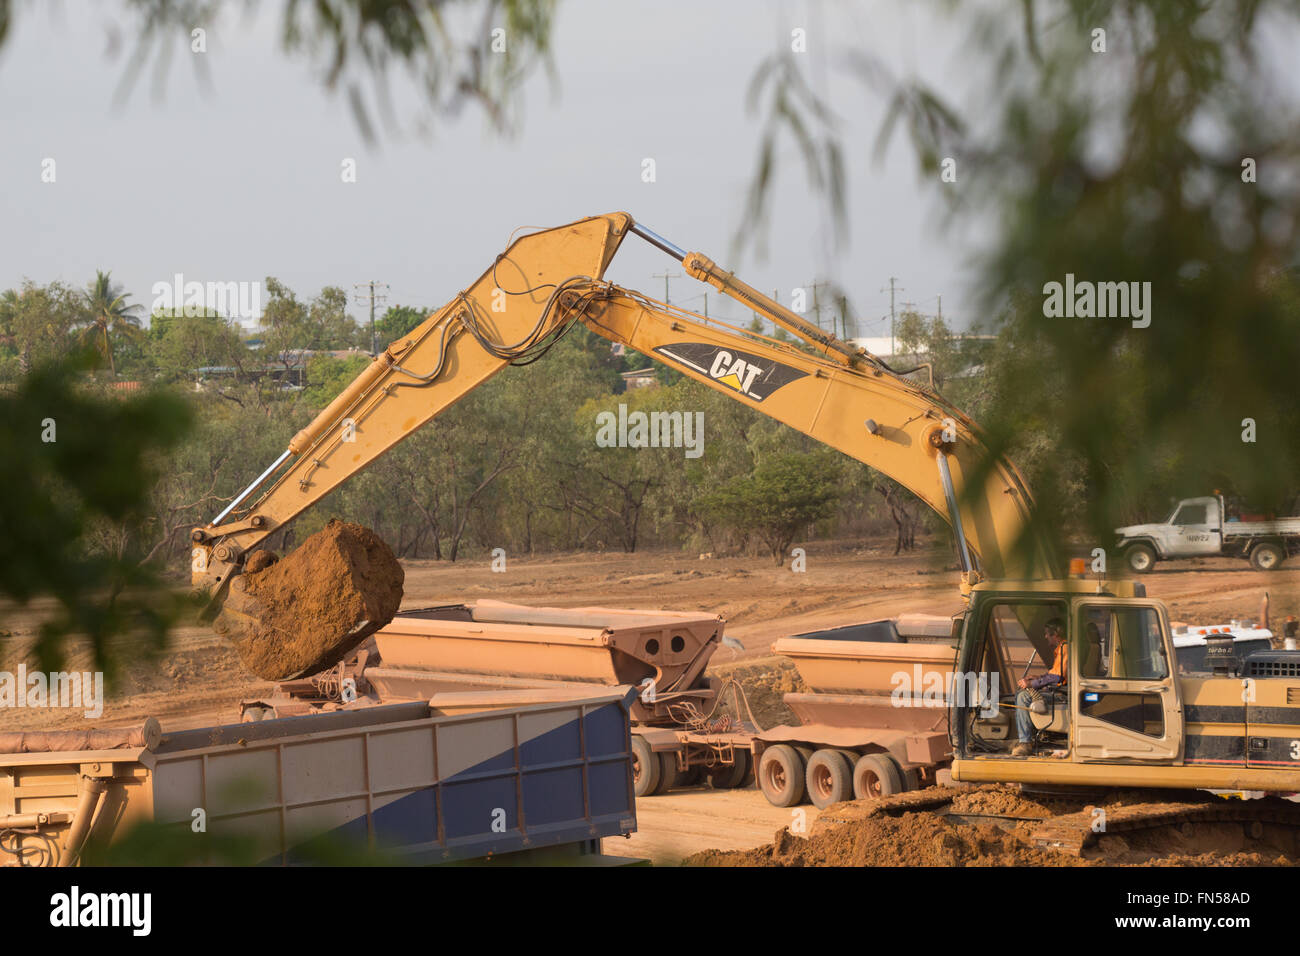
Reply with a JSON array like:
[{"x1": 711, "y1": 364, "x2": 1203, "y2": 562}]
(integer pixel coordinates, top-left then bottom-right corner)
[{"x1": 210, "y1": 520, "x2": 404, "y2": 681}]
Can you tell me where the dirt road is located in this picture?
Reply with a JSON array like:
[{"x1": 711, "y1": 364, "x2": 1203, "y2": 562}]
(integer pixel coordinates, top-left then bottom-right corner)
[{"x1": 601, "y1": 785, "x2": 822, "y2": 865}]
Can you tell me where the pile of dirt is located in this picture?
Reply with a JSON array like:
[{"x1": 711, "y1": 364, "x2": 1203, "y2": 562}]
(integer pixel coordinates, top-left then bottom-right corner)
[
  {"x1": 685, "y1": 785, "x2": 1300, "y2": 867},
  {"x1": 687, "y1": 804, "x2": 1074, "y2": 867},
  {"x1": 708, "y1": 656, "x2": 807, "y2": 729},
  {"x1": 212, "y1": 520, "x2": 404, "y2": 681}
]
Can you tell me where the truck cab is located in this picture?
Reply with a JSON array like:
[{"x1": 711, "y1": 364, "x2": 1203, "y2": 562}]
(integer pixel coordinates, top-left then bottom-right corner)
[{"x1": 1115, "y1": 495, "x2": 1222, "y2": 572}]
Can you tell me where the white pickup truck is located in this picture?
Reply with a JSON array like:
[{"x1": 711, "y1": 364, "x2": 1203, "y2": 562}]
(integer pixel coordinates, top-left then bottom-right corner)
[{"x1": 1115, "y1": 494, "x2": 1300, "y2": 573}]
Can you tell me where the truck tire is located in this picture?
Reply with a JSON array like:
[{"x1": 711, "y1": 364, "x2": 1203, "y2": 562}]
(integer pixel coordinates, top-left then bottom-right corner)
[
  {"x1": 654, "y1": 751, "x2": 684, "y2": 795},
  {"x1": 1125, "y1": 543, "x2": 1156, "y2": 573},
  {"x1": 631, "y1": 735, "x2": 661, "y2": 798},
  {"x1": 1249, "y1": 542, "x2": 1285, "y2": 571},
  {"x1": 706, "y1": 749, "x2": 751, "y2": 790},
  {"x1": 853, "y1": 753, "x2": 904, "y2": 800},
  {"x1": 805, "y1": 749, "x2": 854, "y2": 809},
  {"x1": 757, "y1": 745, "x2": 806, "y2": 807}
]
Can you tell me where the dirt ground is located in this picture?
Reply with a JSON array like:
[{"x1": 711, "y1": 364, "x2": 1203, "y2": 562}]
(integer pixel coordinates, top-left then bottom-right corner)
[
  {"x1": 683, "y1": 785, "x2": 1300, "y2": 867},
  {"x1": 2, "y1": 540, "x2": 1298, "y2": 865}
]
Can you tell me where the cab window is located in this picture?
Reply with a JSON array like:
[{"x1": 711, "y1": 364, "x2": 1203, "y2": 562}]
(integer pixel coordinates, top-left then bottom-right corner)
[
  {"x1": 1079, "y1": 605, "x2": 1167, "y2": 680},
  {"x1": 1172, "y1": 503, "x2": 1207, "y2": 525}
]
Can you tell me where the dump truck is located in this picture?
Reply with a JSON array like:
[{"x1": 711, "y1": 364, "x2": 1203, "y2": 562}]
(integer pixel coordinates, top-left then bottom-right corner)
[
  {"x1": 0, "y1": 689, "x2": 640, "y2": 866},
  {"x1": 186, "y1": 211, "x2": 1300, "y2": 818},
  {"x1": 1116, "y1": 493, "x2": 1300, "y2": 572},
  {"x1": 240, "y1": 600, "x2": 762, "y2": 798}
]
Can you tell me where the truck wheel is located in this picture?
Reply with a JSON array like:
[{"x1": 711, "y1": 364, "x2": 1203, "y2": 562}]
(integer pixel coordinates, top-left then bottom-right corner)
[
  {"x1": 805, "y1": 749, "x2": 854, "y2": 809},
  {"x1": 853, "y1": 753, "x2": 904, "y2": 800},
  {"x1": 631, "y1": 736, "x2": 661, "y2": 798},
  {"x1": 901, "y1": 766, "x2": 922, "y2": 792},
  {"x1": 758, "y1": 745, "x2": 806, "y2": 807},
  {"x1": 1125, "y1": 543, "x2": 1156, "y2": 573},
  {"x1": 706, "y1": 749, "x2": 751, "y2": 790},
  {"x1": 1250, "y1": 542, "x2": 1285, "y2": 571},
  {"x1": 654, "y1": 751, "x2": 684, "y2": 795}
]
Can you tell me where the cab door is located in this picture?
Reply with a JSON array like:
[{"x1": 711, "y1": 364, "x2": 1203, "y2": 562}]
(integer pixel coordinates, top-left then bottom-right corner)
[
  {"x1": 1071, "y1": 599, "x2": 1183, "y2": 762},
  {"x1": 1168, "y1": 497, "x2": 1221, "y2": 556}
]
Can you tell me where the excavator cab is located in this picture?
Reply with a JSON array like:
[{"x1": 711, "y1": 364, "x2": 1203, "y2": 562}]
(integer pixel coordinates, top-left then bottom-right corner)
[{"x1": 951, "y1": 581, "x2": 1185, "y2": 770}]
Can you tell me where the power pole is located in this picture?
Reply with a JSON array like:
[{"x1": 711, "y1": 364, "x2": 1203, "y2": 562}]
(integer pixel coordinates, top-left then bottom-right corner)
[
  {"x1": 881, "y1": 277, "x2": 902, "y2": 356},
  {"x1": 353, "y1": 280, "x2": 389, "y2": 357},
  {"x1": 652, "y1": 270, "x2": 681, "y2": 305},
  {"x1": 937, "y1": 293, "x2": 943, "y2": 322},
  {"x1": 807, "y1": 279, "x2": 827, "y2": 331}
]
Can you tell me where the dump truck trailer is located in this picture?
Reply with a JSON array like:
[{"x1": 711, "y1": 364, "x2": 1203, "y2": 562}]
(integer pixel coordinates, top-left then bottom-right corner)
[
  {"x1": 0, "y1": 690, "x2": 639, "y2": 867},
  {"x1": 751, "y1": 618, "x2": 959, "y2": 809},
  {"x1": 243, "y1": 600, "x2": 762, "y2": 798}
]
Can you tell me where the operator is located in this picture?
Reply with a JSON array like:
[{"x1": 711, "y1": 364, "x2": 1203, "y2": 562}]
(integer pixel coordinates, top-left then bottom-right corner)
[{"x1": 1012, "y1": 617, "x2": 1068, "y2": 757}]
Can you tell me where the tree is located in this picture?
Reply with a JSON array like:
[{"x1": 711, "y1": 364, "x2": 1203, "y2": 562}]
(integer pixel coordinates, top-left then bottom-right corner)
[
  {"x1": 696, "y1": 451, "x2": 842, "y2": 564},
  {"x1": 742, "y1": 1, "x2": 1300, "y2": 565},
  {"x1": 375, "y1": 305, "x2": 427, "y2": 351},
  {"x1": 80, "y1": 270, "x2": 143, "y2": 377},
  {"x1": 148, "y1": 310, "x2": 251, "y2": 385},
  {"x1": 1, "y1": 357, "x2": 192, "y2": 673},
  {"x1": 0, "y1": 280, "x2": 81, "y2": 378}
]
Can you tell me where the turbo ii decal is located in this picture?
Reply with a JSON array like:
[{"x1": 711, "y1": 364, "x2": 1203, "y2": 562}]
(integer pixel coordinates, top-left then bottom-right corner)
[{"x1": 652, "y1": 343, "x2": 808, "y2": 402}]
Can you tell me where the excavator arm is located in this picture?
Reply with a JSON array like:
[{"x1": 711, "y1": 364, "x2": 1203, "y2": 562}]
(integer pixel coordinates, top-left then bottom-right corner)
[{"x1": 191, "y1": 212, "x2": 1058, "y2": 639}]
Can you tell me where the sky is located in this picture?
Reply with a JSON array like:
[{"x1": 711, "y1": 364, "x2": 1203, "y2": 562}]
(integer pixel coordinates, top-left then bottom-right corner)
[{"x1": 0, "y1": 1, "x2": 986, "y2": 337}]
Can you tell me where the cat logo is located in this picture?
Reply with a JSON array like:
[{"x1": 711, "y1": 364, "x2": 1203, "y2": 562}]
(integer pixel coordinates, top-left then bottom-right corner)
[{"x1": 652, "y1": 342, "x2": 808, "y2": 402}]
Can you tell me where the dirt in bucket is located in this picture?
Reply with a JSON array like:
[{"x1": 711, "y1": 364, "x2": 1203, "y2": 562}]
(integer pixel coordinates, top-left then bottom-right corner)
[{"x1": 212, "y1": 519, "x2": 404, "y2": 681}]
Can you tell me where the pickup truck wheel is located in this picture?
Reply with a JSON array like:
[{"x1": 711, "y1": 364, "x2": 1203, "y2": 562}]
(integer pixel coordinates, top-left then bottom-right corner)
[
  {"x1": 805, "y1": 749, "x2": 854, "y2": 809},
  {"x1": 654, "y1": 751, "x2": 684, "y2": 795},
  {"x1": 631, "y1": 736, "x2": 661, "y2": 798},
  {"x1": 1125, "y1": 543, "x2": 1156, "y2": 573},
  {"x1": 758, "y1": 745, "x2": 807, "y2": 807},
  {"x1": 853, "y1": 753, "x2": 904, "y2": 800},
  {"x1": 1250, "y1": 542, "x2": 1285, "y2": 571}
]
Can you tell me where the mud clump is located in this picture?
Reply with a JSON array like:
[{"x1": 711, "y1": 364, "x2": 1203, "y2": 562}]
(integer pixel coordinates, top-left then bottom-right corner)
[{"x1": 213, "y1": 520, "x2": 404, "y2": 681}]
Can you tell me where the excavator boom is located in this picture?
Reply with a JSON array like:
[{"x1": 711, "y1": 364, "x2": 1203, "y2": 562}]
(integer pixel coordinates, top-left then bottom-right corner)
[{"x1": 192, "y1": 213, "x2": 1058, "y2": 677}]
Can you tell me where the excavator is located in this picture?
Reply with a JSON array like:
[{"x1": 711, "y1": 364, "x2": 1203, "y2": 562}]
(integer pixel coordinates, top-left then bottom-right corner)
[{"x1": 191, "y1": 212, "x2": 1300, "y2": 801}]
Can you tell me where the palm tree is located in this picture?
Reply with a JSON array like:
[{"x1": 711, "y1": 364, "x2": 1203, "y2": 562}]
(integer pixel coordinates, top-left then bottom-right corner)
[{"x1": 81, "y1": 270, "x2": 143, "y2": 376}]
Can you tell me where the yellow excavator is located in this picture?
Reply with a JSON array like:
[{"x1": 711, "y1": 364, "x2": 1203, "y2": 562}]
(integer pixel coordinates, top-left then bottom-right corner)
[{"x1": 191, "y1": 212, "x2": 1300, "y2": 797}]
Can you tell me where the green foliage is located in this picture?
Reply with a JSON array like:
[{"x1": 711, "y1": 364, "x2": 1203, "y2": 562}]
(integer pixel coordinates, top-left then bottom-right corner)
[
  {"x1": 743, "y1": 0, "x2": 1300, "y2": 570},
  {"x1": 696, "y1": 451, "x2": 843, "y2": 564},
  {"x1": 303, "y1": 353, "x2": 371, "y2": 407},
  {"x1": 148, "y1": 310, "x2": 251, "y2": 384},
  {"x1": 0, "y1": 357, "x2": 193, "y2": 674},
  {"x1": 374, "y1": 304, "x2": 427, "y2": 351}
]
